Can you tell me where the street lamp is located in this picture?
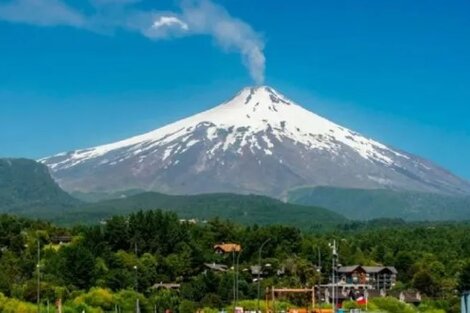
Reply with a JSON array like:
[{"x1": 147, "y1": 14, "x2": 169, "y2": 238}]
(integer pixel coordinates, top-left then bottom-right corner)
[
  {"x1": 232, "y1": 251, "x2": 236, "y2": 312},
  {"x1": 232, "y1": 247, "x2": 242, "y2": 312},
  {"x1": 257, "y1": 238, "x2": 271, "y2": 313},
  {"x1": 235, "y1": 251, "x2": 242, "y2": 307},
  {"x1": 134, "y1": 265, "x2": 140, "y2": 313},
  {"x1": 316, "y1": 246, "x2": 322, "y2": 311},
  {"x1": 133, "y1": 265, "x2": 138, "y2": 291}
]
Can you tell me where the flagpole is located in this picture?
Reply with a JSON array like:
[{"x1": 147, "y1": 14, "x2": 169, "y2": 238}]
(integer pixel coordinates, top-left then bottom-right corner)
[
  {"x1": 37, "y1": 239, "x2": 41, "y2": 313},
  {"x1": 329, "y1": 240, "x2": 337, "y2": 313},
  {"x1": 365, "y1": 288, "x2": 368, "y2": 311}
]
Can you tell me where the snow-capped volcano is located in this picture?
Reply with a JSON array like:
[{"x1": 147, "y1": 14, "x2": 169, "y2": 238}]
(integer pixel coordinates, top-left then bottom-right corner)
[{"x1": 41, "y1": 86, "x2": 470, "y2": 197}]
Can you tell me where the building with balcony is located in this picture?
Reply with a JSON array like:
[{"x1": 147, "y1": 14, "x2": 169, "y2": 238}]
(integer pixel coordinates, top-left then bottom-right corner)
[{"x1": 336, "y1": 265, "x2": 397, "y2": 290}]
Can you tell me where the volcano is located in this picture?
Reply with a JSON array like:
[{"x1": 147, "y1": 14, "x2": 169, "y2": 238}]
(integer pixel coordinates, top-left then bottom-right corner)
[{"x1": 40, "y1": 86, "x2": 470, "y2": 197}]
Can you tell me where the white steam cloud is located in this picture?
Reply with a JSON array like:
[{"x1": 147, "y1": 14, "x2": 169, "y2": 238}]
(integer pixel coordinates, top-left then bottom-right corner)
[{"x1": 0, "y1": 0, "x2": 266, "y2": 84}]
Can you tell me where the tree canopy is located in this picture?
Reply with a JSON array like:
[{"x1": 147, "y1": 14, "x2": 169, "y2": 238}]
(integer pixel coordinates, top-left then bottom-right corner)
[{"x1": 0, "y1": 212, "x2": 468, "y2": 312}]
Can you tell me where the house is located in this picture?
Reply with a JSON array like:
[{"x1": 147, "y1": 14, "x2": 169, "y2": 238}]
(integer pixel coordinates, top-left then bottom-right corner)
[
  {"x1": 213, "y1": 243, "x2": 241, "y2": 254},
  {"x1": 50, "y1": 235, "x2": 73, "y2": 245},
  {"x1": 313, "y1": 285, "x2": 384, "y2": 307},
  {"x1": 250, "y1": 263, "x2": 275, "y2": 281},
  {"x1": 336, "y1": 265, "x2": 397, "y2": 290},
  {"x1": 399, "y1": 290, "x2": 422, "y2": 306}
]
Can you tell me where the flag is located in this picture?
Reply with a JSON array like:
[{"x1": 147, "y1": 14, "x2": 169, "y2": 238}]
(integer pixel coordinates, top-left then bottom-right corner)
[{"x1": 356, "y1": 296, "x2": 367, "y2": 305}]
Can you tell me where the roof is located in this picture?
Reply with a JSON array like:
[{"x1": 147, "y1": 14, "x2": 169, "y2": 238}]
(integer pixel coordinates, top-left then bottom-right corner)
[
  {"x1": 337, "y1": 266, "x2": 361, "y2": 273},
  {"x1": 204, "y1": 263, "x2": 228, "y2": 272},
  {"x1": 362, "y1": 266, "x2": 396, "y2": 273},
  {"x1": 50, "y1": 235, "x2": 73, "y2": 243},
  {"x1": 336, "y1": 265, "x2": 397, "y2": 274},
  {"x1": 151, "y1": 282, "x2": 181, "y2": 289},
  {"x1": 214, "y1": 243, "x2": 241, "y2": 253}
]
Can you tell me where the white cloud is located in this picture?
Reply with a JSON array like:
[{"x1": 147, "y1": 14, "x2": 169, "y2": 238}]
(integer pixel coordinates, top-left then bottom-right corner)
[
  {"x1": 0, "y1": 0, "x2": 85, "y2": 27},
  {"x1": 152, "y1": 16, "x2": 188, "y2": 31},
  {"x1": 0, "y1": 0, "x2": 266, "y2": 84},
  {"x1": 143, "y1": 15, "x2": 189, "y2": 39}
]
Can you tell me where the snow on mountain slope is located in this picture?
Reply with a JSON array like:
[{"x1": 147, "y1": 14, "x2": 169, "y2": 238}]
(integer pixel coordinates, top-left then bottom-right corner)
[{"x1": 40, "y1": 86, "x2": 470, "y2": 197}]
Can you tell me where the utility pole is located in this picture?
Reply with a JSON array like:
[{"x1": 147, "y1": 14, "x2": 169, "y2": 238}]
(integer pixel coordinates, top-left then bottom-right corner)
[
  {"x1": 134, "y1": 265, "x2": 138, "y2": 291},
  {"x1": 134, "y1": 241, "x2": 139, "y2": 292},
  {"x1": 365, "y1": 288, "x2": 369, "y2": 312},
  {"x1": 317, "y1": 247, "x2": 321, "y2": 272},
  {"x1": 316, "y1": 246, "x2": 322, "y2": 311},
  {"x1": 232, "y1": 250, "x2": 236, "y2": 313},
  {"x1": 37, "y1": 239, "x2": 41, "y2": 313},
  {"x1": 134, "y1": 264, "x2": 139, "y2": 313},
  {"x1": 235, "y1": 251, "x2": 242, "y2": 307},
  {"x1": 257, "y1": 238, "x2": 271, "y2": 313}
]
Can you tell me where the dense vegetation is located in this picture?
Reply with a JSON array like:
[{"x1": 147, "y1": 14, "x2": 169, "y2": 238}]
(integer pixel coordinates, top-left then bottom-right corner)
[
  {"x1": 0, "y1": 212, "x2": 469, "y2": 312},
  {"x1": 0, "y1": 158, "x2": 81, "y2": 216},
  {"x1": 57, "y1": 192, "x2": 347, "y2": 228},
  {"x1": 0, "y1": 158, "x2": 346, "y2": 228},
  {"x1": 288, "y1": 186, "x2": 470, "y2": 221},
  {"x1": 70, "y1": 189, "x2": 146, "y2": 203}
]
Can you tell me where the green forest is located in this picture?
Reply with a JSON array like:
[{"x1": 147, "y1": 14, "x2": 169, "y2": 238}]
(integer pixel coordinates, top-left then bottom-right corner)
[{"x1": 0, "y1": 211, "x2": 469, "y2": 313}]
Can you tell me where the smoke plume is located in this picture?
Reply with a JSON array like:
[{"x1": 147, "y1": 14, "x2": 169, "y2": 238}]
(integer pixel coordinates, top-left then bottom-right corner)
[{"x1": 0, "y1": 0, "x2": 266, "y2": 84}]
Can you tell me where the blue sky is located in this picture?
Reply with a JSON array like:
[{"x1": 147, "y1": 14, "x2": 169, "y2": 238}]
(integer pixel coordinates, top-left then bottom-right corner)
[{"x1": 1, "y1": 0, "x2": 470, "y2": 179}]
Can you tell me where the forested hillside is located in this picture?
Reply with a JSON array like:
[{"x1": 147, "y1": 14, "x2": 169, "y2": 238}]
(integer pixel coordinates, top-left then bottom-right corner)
[
  {"x1": 52, "y1": 192, "x2": 347, "y2": 229},
  {"x1": 0, "y1": 158, "x2": 81, "y2": 216},
  {"x1": 288, "y1": 186, "x2": 470, "y2": 221},
  {"x1": 0, "y1": 158, "x2": 345, "y2": 228}
]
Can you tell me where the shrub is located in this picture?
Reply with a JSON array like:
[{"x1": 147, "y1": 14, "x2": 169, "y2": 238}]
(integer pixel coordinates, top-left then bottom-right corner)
[
  {"x1": 72, "y1": 287, "x2": 114, "y2": 310},
  {"x1": 371, "y1": 297, "x2": 416, "y2": 313}
]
